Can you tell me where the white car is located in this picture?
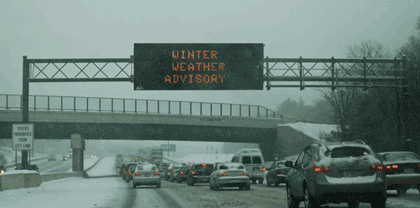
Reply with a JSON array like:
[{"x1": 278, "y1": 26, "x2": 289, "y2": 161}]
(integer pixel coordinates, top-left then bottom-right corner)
[
  {"x1": 133, "y1": 164, "x2": 161, "y2": 188},
  {"x1": 209, "y1": 162, "x2": 251, "y2": 191}
]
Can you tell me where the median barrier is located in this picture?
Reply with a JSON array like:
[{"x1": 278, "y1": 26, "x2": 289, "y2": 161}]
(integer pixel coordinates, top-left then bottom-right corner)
[
  {"x1": 0, "y1": 171, "x2": 43, "y2": 191},
  {"x1": 1, "y1": 158, "x2": 100, "y2": 191}
]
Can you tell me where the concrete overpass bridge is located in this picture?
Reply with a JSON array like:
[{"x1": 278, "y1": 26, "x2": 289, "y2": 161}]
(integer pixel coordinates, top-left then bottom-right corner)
[{"x1": 0, "y1": 94, "x2": 314, "y2": 161}]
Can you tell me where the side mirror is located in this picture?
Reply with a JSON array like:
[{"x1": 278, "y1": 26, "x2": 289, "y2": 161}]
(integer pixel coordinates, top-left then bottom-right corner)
[{"x1": 285, "y1": 161, "x2": 293, "y2": 168}]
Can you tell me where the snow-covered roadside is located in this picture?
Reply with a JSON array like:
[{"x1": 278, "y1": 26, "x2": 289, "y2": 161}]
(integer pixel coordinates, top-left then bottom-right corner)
[
  {"x1": 1, "y1": 146, "x2": 48, "y2": 166},
  {"x1": 0, "y1": 177, "x2": 129, "y2": 208}
]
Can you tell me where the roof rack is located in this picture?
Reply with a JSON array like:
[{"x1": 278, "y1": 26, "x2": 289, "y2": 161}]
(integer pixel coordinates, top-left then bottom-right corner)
[{"x1": 340, "y1": 140, "x2": 366, "y2": 145}]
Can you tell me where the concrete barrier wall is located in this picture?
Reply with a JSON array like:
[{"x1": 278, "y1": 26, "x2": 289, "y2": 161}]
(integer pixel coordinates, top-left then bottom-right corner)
[{"x1": 0, "y1": 157, "x2": 103, "y2": 191}]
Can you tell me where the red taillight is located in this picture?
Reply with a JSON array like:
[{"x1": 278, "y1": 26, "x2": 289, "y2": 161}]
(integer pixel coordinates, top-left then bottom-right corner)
[
  {"x1": 148, "y1": 157, "x2": 150, "y2": 159},
  {"x1": 277, "y1": 170, "x2": 284, "y2": 174},
  {"x1": 369, "y1": 163, "x2": 384, "y2": 171},
  {"x1": 202, "y1": 163, "x2": 206, "y2": 167},
  {"x1": 240, "y1": 172, "x2": 249, "y2": 176},
  {"x1": 217, "y1": 173, "x2": 227, "y2": 176},
  {"x1": 158, "y1": 168, "x2": 160, "y2": 171},
  {"x1": 192, "y1": 171, "x2": 195, "y2": 175},
  {"x1": 311, "y1": 164, "x2": 332, "y2": 172},
  {"x1": 173, "y1": 171, "x2": 177, "y2": 173},
  {"x1": 124, "y1": 169, "x2": 126, "y2": 172},
  {"x1": 262, "y1": 167, "x2": 266, "y2": 171},
  {"x1": 127, "y1": 172, "x2": 131, "y2": 175},
  {"x1": 190, "y1": 165, "x2": 193, "y2": 167},
  {"x1": 385, "y1": 164, "x2": 398, "y2": 171},
  {"x1": 180, "y1": 171, "x2": 184, "y2": 174},
  {"x1": 136, "y1": 157, "x2": 138, "y2": 159},
  {"x1": 133, "y1": 160, "x2": 135, "y2": 162},
  {"x1": 154, "y1": 172, "x2": 159, "y2": 175},
  {"x1": 135, "y1": 172, "x2": 140, "y2": 175}
]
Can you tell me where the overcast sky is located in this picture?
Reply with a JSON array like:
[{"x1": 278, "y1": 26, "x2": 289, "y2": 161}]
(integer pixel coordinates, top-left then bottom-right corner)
[{"x1": 1, "y1": 0, "x2": 419, "y2": 111}]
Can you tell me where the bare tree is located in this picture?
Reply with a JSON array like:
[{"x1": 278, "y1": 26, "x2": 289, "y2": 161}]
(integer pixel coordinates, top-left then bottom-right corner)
[{"x1": 320, "y1": 39, "x2": 396, "y2": 146}]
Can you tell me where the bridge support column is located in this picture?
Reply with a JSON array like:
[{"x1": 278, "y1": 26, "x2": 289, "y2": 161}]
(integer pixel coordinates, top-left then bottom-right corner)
[
  {"x1": 71, "y1": 134, "x2": 85, "y2": 172},
  {"x1": 258, "y1": 128, "x2": 278, "y2": 162}
]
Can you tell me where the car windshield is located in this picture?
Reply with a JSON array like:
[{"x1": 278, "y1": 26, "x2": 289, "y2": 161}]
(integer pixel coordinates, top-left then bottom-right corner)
[
  {"x1": 383, "y1": 153, "x2": 420, "y2": 162},
  {"x1": 329, "y1": 147, "x2": 371, "y2": 158}
]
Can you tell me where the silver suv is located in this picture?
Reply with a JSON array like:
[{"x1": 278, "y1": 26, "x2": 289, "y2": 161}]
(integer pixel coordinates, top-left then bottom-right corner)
[{"x1": 285, "y1": 140, "x2": 387, "y2": 208}]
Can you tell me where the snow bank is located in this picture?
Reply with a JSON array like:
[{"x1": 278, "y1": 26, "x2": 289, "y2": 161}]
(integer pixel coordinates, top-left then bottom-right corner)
[
  {"x1": 279, "y1": 122, "x2": 338, "y2": 141},
  {"x1": 1, "y1": 170, "x2": 39, "y2": 175},
  {"x1": 0, "y1": 177, "x2": 128, "y2": 208}
]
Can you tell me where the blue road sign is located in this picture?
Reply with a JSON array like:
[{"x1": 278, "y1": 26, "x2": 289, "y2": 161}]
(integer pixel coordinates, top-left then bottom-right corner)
[{"x1": 161, "y1": 144, "x2": 176, "y2": 152}]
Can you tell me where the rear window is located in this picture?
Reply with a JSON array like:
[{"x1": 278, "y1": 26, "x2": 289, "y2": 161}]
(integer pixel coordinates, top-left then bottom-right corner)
[
  {"x1": 219, "y1": 164, "x2": 245, "y2": 170},
  {"x1": 252, "y1": 156, "x2": 262, "y2": 164},
  {"x1": 194, "y1": 165, "x2": 214, "y2": 171},
  {"x1": 384, "y1": 153, "x2": 420, "y2": 162},
  {"x1": 330, "y1": 147, "x2": 371, "y2": 158},
  {"x1": 242, "y1": 156, "x2": 251, "y2": 164},
  {"x1": 140, "y1": 165, "x2": 158, "y2": 171}
]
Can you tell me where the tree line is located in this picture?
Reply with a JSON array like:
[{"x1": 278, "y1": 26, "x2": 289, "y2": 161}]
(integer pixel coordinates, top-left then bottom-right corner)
[{"x1": 276, "y1": 15, "x2": 420, "y2": 156}]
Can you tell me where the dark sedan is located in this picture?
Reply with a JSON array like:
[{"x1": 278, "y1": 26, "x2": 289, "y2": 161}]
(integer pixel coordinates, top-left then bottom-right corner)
[
  {"x1": 377, "y1": 151, "x2": 420, "y2": 195},
  {"x1": 266, "y1": 161, "x2": 290, "y2": 186}
]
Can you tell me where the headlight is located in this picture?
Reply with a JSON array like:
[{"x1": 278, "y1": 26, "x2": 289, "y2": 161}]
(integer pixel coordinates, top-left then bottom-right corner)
[{"x1": 1, "y1": 170, "x2": 4, "y2": 174}]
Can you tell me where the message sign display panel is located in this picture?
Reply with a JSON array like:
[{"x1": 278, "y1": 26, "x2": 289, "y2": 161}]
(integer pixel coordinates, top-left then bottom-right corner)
[
  {"x1": 12, "y1": 123, "x2": 34, "y2": 150},
  {"x1": 161, "y1": 144, "x2": 176, "y2": 152},
  {"x1": 134, "y1": 43, "x2": 264, "y2": 90}
]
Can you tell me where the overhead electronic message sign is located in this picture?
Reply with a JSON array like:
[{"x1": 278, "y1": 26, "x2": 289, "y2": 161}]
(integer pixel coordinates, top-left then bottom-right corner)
[{"x1": 134, "y1": 43, "x2": 264, "y2": 90}]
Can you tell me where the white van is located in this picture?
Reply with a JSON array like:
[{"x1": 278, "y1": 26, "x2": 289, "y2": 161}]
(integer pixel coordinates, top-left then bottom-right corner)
[{"x1": 231, "y1": 149, "x2": 265, "y2": 184}]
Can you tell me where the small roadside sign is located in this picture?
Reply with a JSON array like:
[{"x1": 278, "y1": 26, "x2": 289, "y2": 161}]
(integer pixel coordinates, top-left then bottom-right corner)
[
  {"x1": 161, "y1": 144, "x2": 176, "y2": 152},
  {"x1": 12, "y1": 123, "x2": 34, "y2": 150}
]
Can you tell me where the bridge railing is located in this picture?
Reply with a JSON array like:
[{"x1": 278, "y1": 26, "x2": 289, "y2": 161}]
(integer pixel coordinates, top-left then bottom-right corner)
[{"x1": 0, "y1": 94, "x2": 282, "y2": 119}]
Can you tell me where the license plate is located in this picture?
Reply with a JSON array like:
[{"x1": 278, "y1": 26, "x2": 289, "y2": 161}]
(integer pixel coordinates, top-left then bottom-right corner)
[
  {"x1": 404, "y1": 168, "x2": 414, "y2": 173},
  {"x1": 144, "y1": 173, "x2": 150, "y2": 177},
  {"x1": 253, "y1": 167, "x2": 260, "y2": 171},
  {"x1": 343, "y1": 171, "x2": 358, "y2": 177}
]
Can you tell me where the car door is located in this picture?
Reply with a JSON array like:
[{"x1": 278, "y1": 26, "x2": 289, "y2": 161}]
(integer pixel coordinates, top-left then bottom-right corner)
[
  {"x1": 288, "y1": 150, "x2": 305, "y2": 198},
  {"x1": 299, "y1": 147, "x2": 313, "y2": 191}
]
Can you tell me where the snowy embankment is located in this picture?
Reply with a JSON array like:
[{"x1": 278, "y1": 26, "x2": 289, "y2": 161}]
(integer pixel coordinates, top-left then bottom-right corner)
[
  {"x1": 86, "y1": 157, "x2": 118, "y2": 177},
  {"x1": 0, "y1": 146, "x2": 48, "y2": 166},
  {"x1": 65, "y1": 157, "x2": 100, "y2": 173},
  {"x1": 281, "y1": 122, "x2": 338, "y2": 141}
]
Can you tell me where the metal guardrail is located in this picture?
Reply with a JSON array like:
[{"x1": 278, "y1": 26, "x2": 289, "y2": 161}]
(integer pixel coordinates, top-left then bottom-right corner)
[{"x1": 0, "y1": 94, "x2": 282, "y2": 119}]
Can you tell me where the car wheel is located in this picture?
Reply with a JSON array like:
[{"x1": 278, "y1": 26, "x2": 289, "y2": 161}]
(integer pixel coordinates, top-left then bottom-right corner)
[
  {"x1": 169, "y1": 177, "x2": 174, "y2": 182},
  {"x1": 258, "y1": 179, "x2": 263, "y2": 184},
  {"x1": 287, "y1": 185, "x2": 299, "y2": 208},
  {"x1": 209, "y1": 181, "x2": 213, "y2": 190},
  {"x1": 177, "y1": 177, "x2": 182, "y2": 183},
  {"x1": 156, "y1": 182, "x2": 161, "y2": 188},
  {"x1": 370, "y1": 194, "x2": 387, "y2": 208},
  {"x1": 252, "y1": 180, "x2": 256, "y2": 184},
  {"x1": 347, "y1": 201, "x2": 360, "y2": 208},
  {"x1": 304, "y1": 186, "x2": 319, "y2": 208},
  {"x1": 274, "y1": 179, "x2": 280, "y2": 187},
  {"x1": 123, "y1": 175, "x2": 126, "y2": 180},
  {"x1": 397, "y1": 186, "x2": 408, "y2": 195},
  {"x1": 266, "y1": 176, "x2": 272, "y2": 186},
  {"x1": 133, "y1": 183, "x2": 137, "y2": 189},
  {"x1": 190, "y1": 178, "x2": 195, "y2": 186},
  {"x1": 245, "y1": 184, "x2": 250, "y2": 190},
  {"x1": 214, "y1": 181, "x2": 220, "y2": 191}
]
